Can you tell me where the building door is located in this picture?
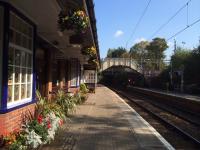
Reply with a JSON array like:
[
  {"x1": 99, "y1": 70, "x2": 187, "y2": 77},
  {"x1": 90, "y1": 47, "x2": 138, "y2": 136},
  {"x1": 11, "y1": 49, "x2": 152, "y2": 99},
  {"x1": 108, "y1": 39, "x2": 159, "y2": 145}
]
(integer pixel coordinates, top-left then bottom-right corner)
[{"x1": 36, "y1": 48, "x2": 47, "y2": 97}]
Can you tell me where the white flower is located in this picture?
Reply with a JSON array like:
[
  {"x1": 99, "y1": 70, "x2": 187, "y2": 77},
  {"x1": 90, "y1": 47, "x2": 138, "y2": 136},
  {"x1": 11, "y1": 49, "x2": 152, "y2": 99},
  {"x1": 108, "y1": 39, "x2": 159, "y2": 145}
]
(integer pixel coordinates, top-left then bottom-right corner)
[{"x1": 25, "y1": 130, "x2": 42, "y2": 148}]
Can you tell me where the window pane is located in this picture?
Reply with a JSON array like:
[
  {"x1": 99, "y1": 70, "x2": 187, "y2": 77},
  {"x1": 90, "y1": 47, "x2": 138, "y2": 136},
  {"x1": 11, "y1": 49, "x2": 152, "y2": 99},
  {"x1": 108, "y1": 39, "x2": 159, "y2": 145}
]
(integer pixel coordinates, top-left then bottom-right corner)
[
  {"x1": 8, "y1": 12, "x2": 34, "y2": 103},
  {"x1": 15, "y1": 49, "x2": 21, "y2": 66},
  {"x1": 15, "y1": 32, "x2": 21, "y2": 46},
  {"x1": 21, "y1": 51, "x2": 26, "y2": 67},
  {"x1": 22, "y1": 35, "x2": 28, "y2": 49},
  {"x1": 28, "y1": 27, "x2": 33, "y2": 37},
  {"x1": 16, "y1": 17, "x2": 22, "y2": 33},
  {"x1": 27, "y1": 54, "x2": 32, "y2": 67},
  {"x1": 28, "y1": 39, "x2": 32, "y2": 50},
  {"x1": 21, "y1": 84, "x2": 26, "y2": 99},
  {"x1": 27, "y1": 84, "x2": 31, "y2": 98},
  {"x1": 10, "y1": 13, "x2": 14, "y2": 28},
  {"x1": 8, "y1": 85, "x2": 13, "y2": 102},
  {"x1": 27, "y1": 69, "x2": 32, "y2": 82},
  {"x1": 15, "y1": 67, "x2": 20, "y2": 83},
  {"x1": 8, "y1": 47, "x2": 14, "y2": 65},
  {"x1": 9, "y1": 29, "x2": 14, "y2": 43},
  {"x1": 24, "y1": 25, "x2": 29, "y2": 36},
  {"x1": 8, "y1": 66, "x2": 13, "y2": 84},
  {"x1": 22, "y1": 68, "x2": 26, "y2": 83},
  {"x1": 14, "y1": 85, "x2": 19, "y2": 101}
]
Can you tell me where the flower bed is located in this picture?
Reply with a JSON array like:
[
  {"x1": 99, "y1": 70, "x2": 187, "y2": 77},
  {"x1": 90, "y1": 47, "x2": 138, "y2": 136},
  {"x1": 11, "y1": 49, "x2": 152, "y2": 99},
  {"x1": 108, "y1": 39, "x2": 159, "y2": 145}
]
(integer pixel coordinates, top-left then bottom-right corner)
[{"x1": 0, "y1": 84, "x2": 89, "y2": 150}]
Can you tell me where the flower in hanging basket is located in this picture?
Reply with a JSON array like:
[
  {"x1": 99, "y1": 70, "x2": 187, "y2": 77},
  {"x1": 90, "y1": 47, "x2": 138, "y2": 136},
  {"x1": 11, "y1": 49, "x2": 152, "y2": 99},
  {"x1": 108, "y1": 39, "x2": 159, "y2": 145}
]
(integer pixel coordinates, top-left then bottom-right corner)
[
  {"x1": 58, "y1": 10, "x2": 89, "y2": 33},
  {"x1": 88, "y1": 58, "x2": 99, "y2": 67},
  {"x1": 82, "y1": 46, "x2": 97, "y2": 57}
]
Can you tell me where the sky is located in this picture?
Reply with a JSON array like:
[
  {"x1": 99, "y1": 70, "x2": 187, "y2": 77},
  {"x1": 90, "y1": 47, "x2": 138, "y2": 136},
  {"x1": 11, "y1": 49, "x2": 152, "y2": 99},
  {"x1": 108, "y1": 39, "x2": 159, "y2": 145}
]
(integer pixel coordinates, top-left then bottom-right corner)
[{"x1": 93, "y1": 0, "x2": 200, "y2": 59}]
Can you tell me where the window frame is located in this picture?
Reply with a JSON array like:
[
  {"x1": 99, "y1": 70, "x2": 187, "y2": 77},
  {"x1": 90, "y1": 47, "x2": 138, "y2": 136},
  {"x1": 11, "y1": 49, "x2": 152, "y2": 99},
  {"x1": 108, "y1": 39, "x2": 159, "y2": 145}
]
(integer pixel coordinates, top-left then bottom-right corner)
[
  {"x1": 70, "y1": 59, "x2": 80, "y2": 87},
  {"x1": 0, "y1": 5, "x2": 4, "y2": 109},
  {"x1": 0, "y1": 2, "x2": 36, "y2": 113}
]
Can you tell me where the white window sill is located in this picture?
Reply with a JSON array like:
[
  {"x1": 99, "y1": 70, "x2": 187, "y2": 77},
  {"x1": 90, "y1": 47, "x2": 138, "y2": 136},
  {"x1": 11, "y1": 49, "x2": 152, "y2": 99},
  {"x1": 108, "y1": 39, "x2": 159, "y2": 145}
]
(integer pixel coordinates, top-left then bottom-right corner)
[{"x1": 7, "y1": 98, "x2": 32, "y2": 109}]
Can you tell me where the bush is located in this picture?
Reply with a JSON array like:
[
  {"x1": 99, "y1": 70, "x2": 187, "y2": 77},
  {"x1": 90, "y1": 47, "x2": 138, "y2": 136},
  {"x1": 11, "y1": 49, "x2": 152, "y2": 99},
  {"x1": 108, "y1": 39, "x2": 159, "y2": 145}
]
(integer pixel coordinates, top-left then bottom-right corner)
[
  {"x1": 55, "y1": 90, "x2": 77, "y2": 115},
  {"x1": 3, "y1": 89, "x2": 88, "y2": 150},
  {"x1": 36, "y1": 91, "x2": 65, "y2": 120},
  {"x1": 80, "y1": 83, "x2": 89, "y2": 94}
]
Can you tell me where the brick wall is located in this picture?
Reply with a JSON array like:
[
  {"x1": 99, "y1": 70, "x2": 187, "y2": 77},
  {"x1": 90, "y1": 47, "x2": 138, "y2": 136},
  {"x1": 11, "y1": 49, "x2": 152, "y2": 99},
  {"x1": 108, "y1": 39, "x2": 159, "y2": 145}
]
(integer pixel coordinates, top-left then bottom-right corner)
[{"x1": 0, "y1": 104, "x2": 35, "y2": 136}]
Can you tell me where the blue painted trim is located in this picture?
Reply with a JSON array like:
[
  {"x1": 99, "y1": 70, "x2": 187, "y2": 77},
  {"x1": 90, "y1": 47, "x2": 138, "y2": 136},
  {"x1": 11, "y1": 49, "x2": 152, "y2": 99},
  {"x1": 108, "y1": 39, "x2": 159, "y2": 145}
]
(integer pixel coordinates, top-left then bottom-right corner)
[
  {"x1": 0, "y1": 100, "x2": 36, "y2": 114},
  {"x1": 32, "y1": 23, "x2": 37, "y2": 103},
  {"x1": 76, "y1": 59, "x2": 78, "y2": 87},
  {"x1": 0, "y1": 1, "x2": 37, "y2": 113},
  {"x1": 1, "y1": 3, "x2": 10, "y2": 112}
]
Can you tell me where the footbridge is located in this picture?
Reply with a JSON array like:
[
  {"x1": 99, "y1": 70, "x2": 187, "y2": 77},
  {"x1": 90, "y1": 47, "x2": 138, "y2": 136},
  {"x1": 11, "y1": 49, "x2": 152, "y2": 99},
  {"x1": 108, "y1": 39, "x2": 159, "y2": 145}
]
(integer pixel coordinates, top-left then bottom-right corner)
[{"x1": 101, "y1": 58, "x2": 140, "y2": 72}]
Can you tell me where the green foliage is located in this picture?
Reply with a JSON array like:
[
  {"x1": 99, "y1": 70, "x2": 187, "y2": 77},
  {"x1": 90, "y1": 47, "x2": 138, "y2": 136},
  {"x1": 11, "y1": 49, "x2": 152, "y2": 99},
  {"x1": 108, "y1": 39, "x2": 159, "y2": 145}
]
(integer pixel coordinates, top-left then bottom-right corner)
[
  {"x1": 146, "y1": 37, "x2": 168, "y2": 70},
  {"x1": 106, "y1": 37, "x2": 168, "y2": 71},
  {"x1": 129, "y1": 41, "x2": 149, "y2": 60},
  {"x1": 80, "y1": 83, "x2": 89, "y2": 94},
  {"x1": 80, "y1": 93, "x2": 87, "y2": 103},
  {"x1": 4, "y1": 89, "x2": 88, "y2": 150},
  {"x1": 36, "y1": 91, "x2": 65, "y2": 119},
  {"x1": 27, "y1": 119, "x2": 48, "y2": 142},
  {"x1": 4, "y1": 131, "x2": 27, "y2": 150},
  {"x1": 151, "y1": 44, "x2": 200, "y2": 90},
  {"x1": 58, "y1": 10, "x2": 89, "y2": 33},
  {"x1": 55, "y1": 90, "x2": 76, "y2": 115},
  {"x1": 107, "y1": 47, "x2": 129, "y2": 58},
  {"x1": 171, "y1": 47, "x2": 191, "y2": 69},
  {"x1": 171, "y1": 45, "x2": 200, "y2": 84}
]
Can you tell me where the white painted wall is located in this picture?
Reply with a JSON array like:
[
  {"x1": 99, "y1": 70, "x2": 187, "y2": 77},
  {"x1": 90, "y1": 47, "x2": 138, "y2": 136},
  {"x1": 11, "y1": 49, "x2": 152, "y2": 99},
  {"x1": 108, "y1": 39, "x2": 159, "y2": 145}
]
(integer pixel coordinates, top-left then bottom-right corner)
[{"x1": 84, "y1": 70, "x2": 96, "y2": 84}]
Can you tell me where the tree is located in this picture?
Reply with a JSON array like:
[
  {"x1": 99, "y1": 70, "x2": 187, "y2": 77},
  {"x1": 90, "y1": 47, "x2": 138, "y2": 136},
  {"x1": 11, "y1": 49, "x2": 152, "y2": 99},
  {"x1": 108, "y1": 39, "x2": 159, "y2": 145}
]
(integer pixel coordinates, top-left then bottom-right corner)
[
  {"x1": 129, "y1": 41, "x2": 149, "y2": 60},
  {"x1": 129, "y1": 41, "x2": 149, "y2": 71},
  {"x1": 171, "y1": 47, "x2": 191, "y2": 70},
  {"x1": 107, "y1": 48, "x2": 114, "y2": 58},
  {"x1": 106, "y1": 47, "x2": 129, "y2": 58},
  {"x1": 146, "y1": 37, "x2": 168, "y2": 70}
]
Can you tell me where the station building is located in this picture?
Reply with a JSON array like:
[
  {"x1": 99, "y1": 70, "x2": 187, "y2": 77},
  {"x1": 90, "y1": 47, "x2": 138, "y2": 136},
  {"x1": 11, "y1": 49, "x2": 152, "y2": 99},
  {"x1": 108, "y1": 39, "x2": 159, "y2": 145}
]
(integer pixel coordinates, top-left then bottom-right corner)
[{"x1": 0, "y1": 0, "x2": 100, "y2": 135}]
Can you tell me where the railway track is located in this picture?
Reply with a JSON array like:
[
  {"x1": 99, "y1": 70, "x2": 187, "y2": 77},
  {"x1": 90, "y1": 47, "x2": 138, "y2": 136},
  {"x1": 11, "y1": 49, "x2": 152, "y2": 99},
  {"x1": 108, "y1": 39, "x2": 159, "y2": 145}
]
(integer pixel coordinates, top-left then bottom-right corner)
[
  {"x1": 126, "y1": 90, "x2": 200, "y2": 126},
  {"x1": 111, "y1": 87, "x2": 200, "y2": 149}
]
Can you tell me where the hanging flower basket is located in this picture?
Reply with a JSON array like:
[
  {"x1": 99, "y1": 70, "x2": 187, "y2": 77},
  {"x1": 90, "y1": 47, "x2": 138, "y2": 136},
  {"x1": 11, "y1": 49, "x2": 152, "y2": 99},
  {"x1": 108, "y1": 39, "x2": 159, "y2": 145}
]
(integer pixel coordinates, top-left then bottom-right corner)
[
  {"x1": 58, "y1": 10, "x2": 89, "y2": 33},
  {"x1": 82, "y1": 46, "x2": 97, "y2": 57},
  {"x1": 88, "y1": 58, "x2": 99, "y2": 68}
]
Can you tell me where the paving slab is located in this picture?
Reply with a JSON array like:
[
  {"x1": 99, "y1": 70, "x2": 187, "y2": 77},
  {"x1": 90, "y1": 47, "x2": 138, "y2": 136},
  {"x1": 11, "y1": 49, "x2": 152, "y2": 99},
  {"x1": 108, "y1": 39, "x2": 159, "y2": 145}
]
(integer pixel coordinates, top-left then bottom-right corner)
[{"x1": 42, "y1": 86, "x2": 174, "y2": 150}]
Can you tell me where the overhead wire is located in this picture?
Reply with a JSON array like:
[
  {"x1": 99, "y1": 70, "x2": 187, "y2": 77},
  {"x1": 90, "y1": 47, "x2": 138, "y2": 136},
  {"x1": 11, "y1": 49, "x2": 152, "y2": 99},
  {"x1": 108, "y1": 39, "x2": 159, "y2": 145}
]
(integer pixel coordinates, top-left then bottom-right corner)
[
  {"x1": 125, "y1": 0, "x2": 152, "y2": 49},
  {"x1": 167, "y1": 18, "x2": 200, "y2": 41},
  {"x1": 148, "y1": 0, "x2": 192, "y2": 40}
]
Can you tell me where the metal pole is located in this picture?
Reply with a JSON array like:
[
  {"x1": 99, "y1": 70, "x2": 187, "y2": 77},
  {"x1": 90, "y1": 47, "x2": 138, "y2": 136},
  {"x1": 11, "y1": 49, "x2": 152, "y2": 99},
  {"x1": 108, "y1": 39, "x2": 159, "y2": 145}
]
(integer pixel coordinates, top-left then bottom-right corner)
[
  {"x1": 180, "y1": 65, "x2": 184, "y2": 93},
  {"x1": 174, "y1": 39, "x2": 177, "y2": 53},
  {"x1": 170, "y1": 61, "x2": 173, "y2": 85}
]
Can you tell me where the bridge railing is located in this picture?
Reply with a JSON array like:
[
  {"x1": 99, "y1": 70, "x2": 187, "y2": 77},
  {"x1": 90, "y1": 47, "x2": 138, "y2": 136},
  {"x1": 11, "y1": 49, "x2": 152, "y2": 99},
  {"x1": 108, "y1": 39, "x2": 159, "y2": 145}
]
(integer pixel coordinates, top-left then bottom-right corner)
[{"x1": 101, "y1": 58, "x2": 140, "y2": 72}]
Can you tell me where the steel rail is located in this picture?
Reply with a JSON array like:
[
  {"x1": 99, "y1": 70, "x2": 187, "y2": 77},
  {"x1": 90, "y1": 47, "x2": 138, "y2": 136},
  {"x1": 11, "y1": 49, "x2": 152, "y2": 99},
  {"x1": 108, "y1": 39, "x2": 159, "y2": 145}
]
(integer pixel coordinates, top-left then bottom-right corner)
[{"x1": 111, "y1": 87, "x2": 200, "y2": 147}]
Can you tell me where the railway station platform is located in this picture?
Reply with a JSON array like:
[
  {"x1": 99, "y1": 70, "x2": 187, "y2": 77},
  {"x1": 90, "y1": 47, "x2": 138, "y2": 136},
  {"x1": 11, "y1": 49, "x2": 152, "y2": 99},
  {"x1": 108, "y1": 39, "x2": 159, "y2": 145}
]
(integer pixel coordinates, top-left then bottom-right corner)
[
  {"x1": 132, "y1": 87, "x2": 200, "y2": 102},
  {"x1": 42, "y1": 86, "x2": 174, "y2": 150}
]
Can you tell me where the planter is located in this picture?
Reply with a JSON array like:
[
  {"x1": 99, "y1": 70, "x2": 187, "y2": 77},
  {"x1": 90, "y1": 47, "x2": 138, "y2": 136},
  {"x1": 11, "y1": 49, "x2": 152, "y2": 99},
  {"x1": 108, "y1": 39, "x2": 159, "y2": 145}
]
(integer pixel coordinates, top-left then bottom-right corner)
[{"x1": 58, "y1": 10, "x2": 89, "y2": 33}]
